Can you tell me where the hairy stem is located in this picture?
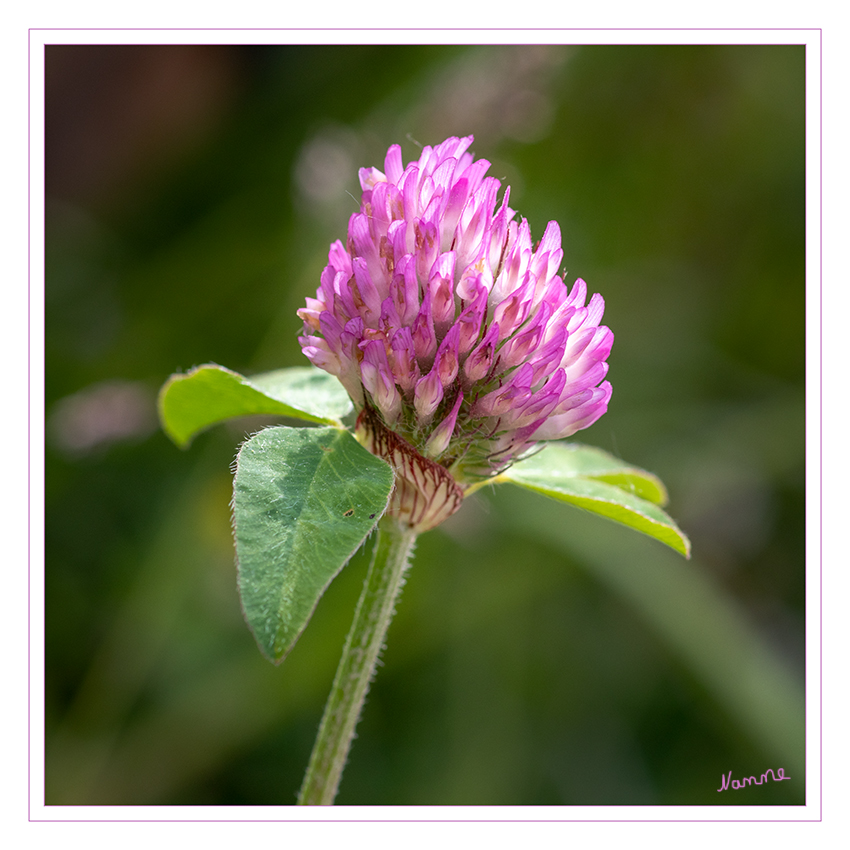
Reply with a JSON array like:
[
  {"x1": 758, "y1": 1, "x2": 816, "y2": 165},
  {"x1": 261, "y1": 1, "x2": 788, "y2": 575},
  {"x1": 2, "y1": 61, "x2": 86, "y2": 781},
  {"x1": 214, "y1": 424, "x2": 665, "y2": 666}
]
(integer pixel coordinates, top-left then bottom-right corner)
[{"x1": 297, "y1": 515, "x2": 417, "y2": 805}]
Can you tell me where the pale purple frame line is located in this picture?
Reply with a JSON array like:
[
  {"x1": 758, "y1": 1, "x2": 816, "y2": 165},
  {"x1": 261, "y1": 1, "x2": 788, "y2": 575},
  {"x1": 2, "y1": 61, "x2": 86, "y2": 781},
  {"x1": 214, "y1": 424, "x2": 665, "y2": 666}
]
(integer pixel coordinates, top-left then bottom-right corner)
[
  {"x1": 28, "y1": 24, "x2": 32, "y2": 826},
  {"x1": 29, "y1": 28, "x2": 822, "y2": 824},
  {"x1": 818, "y1": 22, "x2": 823, "y2": 823}
]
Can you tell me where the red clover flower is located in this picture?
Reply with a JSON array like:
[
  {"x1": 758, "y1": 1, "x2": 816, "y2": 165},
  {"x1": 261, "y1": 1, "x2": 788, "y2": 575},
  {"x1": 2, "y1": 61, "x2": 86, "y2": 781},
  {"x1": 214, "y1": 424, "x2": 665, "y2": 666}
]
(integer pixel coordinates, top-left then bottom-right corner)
[{"x1": 298, "y1": 136, "x2": 613, "y2": 531}]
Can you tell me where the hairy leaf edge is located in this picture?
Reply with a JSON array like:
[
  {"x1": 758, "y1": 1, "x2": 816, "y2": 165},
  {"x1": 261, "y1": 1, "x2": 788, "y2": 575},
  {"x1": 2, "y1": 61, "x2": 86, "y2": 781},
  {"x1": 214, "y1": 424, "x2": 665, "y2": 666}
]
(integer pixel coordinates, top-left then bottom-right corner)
[{"x1": 231, "y1": 430, "x2": 396, "y2": 664}]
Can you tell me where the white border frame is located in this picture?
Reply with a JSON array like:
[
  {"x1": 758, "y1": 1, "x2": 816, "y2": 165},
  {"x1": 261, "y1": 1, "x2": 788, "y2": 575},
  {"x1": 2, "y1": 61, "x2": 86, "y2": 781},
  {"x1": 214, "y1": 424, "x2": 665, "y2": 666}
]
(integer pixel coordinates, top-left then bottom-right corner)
[{"x1": 27, "y1": 27, "x2": 823, "y2": 832}]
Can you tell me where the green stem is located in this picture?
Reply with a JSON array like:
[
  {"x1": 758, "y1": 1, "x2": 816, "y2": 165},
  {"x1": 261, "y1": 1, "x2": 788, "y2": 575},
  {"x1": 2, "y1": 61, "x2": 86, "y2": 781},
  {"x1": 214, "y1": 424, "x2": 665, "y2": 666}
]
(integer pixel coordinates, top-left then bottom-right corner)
[{"x1": 297, "y1": 515, "x2": 417, "y2": 805}]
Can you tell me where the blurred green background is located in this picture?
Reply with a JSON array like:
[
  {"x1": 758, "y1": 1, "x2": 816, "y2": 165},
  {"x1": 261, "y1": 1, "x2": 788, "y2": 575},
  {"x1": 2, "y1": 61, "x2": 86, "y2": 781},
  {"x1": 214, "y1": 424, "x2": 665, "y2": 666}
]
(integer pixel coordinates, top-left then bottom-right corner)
[{"x1": 44, "y1": 43, "x2": 806, "y2": 806}]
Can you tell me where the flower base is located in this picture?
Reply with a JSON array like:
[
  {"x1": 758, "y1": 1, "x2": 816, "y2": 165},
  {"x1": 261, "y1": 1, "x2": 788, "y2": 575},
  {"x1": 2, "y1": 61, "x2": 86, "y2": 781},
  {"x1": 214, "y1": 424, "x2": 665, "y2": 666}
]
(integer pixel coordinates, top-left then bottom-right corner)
[{"x1": 356, "y1": 406, "x2": 465, "y2": 532}]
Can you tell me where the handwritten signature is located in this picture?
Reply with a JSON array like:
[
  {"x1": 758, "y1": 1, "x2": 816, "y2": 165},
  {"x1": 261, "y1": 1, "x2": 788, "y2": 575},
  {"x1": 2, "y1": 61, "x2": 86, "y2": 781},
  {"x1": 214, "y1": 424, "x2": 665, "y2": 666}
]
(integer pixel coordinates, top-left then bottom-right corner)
[{"x1": 718, "y1": 767, "x2": 791, "y2": 792}]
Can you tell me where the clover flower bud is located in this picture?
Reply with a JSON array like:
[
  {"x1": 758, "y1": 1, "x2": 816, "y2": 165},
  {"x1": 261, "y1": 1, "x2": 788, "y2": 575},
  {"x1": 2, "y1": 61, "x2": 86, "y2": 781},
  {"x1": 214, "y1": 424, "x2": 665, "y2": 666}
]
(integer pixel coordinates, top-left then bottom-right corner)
[{"x1": 298, "y1": 136, "x2": 612, "y2": 531}]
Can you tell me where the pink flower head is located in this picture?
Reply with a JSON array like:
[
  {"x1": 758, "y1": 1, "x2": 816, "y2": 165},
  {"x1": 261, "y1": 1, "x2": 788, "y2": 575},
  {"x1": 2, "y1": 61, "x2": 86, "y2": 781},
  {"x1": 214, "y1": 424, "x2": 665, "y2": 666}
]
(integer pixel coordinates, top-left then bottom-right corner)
[{"x1": 298, "y1": 136, "x2": 612, "y2": 530}]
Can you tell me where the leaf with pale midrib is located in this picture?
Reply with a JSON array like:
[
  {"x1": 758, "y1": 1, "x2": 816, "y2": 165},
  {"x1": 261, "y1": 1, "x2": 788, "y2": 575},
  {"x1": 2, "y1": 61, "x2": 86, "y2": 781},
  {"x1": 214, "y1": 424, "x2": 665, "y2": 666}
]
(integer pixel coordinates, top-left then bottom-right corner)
[{"x1": 233, "y1": 426, "x2": 394, "y2": 663}]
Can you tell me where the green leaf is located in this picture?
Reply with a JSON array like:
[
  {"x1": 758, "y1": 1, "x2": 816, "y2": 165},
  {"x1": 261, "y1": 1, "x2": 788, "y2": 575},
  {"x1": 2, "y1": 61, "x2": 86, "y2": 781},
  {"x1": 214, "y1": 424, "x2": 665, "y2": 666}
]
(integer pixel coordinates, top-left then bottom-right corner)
[
  {"x1": 233, "y1": 426, "x2": 394, "y2": 663},
  {"x1": 158, "y1": 363, "x2": 354, "y2": 447},
  {"x1": 509, "y1": 442, "x2": 670, "y2": 504},
  {"x1": 499, "y1": 443, "x2": 690, "y2": 558}
]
